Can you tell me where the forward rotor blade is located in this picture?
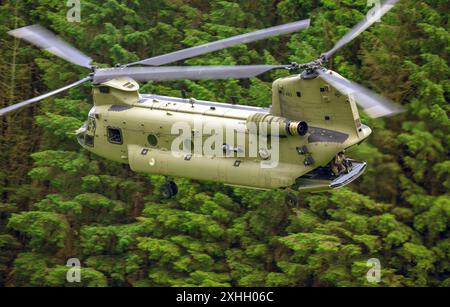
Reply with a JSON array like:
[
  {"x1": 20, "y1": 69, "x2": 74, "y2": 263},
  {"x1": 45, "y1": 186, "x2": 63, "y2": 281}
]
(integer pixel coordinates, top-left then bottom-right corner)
[
  {"x1": 322, "y1": 0, "x2": 400, "y2": 60},
  {"x1": 93, "y1": 65, "x2": 286, "y2": 83},
  {"x1": 318, "y1": 70, "x2": 403, "y2": 118},
  {"x1": 129, "y1": 19, "x2": 310, "y2": 67},
  {"x1": 0, "y1": 77, "x2": 91, "y2": 116},
  {"x1": 8, "y1": 25, "x2": 92, "y2": 68}
]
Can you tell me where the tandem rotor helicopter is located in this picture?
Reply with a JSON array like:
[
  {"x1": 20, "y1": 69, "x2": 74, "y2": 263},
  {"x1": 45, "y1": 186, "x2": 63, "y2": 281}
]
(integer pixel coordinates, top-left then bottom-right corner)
[{"x1": 0, "y1": 0, "x2": 403, "y2": 203}]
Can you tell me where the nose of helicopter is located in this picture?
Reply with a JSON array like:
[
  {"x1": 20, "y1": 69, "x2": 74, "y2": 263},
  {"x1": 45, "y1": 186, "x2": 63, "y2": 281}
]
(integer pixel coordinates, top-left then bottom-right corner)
[
  {"x1": 76, "y1": 106, "x2": 96, "y2": 148},
  {"x1": 75, "y1": 124, "x2": 88, "y2": 147}
]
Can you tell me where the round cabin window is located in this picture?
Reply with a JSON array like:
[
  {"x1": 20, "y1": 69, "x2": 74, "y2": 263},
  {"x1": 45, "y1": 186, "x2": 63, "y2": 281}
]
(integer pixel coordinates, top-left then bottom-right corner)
[{"x1": 148, "y1": 134, "x2": 158, "y2": 147}]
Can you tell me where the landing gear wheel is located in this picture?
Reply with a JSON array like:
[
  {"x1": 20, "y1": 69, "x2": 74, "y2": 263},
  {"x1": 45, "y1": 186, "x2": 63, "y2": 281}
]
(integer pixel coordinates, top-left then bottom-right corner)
[
  {"x1": 285, "y1": 192, "x2": 299, "y2": 208},
  {"x1": 160, "y1": 181, "x2": 178, "y2": 199}
]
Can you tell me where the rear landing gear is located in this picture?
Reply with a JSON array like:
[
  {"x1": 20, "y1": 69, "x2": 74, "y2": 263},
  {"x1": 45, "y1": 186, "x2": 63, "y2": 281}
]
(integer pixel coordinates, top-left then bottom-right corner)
[{"x1": 160, "y1": 180, "x2": 178, "y2": 199}]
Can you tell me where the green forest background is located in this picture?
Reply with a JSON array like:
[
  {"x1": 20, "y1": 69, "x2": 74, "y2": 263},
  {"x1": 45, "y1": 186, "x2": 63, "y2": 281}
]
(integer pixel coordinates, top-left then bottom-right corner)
[{"x1": 0, "y1": 0, "x2": 448, "y2": 287}]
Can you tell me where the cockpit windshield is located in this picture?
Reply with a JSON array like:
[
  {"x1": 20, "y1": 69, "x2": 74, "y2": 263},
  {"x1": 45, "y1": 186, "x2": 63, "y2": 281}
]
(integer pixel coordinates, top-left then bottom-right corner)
[{"x1": 76, "y1": 115, "x2": 96, "y2": 147}]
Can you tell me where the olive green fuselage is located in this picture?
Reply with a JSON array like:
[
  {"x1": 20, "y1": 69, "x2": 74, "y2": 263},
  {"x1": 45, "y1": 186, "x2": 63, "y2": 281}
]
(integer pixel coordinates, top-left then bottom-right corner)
[{"x1": 77, "y1": 72, "x2": 372, "y2": 192}]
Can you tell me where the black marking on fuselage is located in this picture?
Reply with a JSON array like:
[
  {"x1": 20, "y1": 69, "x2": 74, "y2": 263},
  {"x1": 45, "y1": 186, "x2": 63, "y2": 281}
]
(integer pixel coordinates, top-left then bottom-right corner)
[
  {"x1": 308, "y1": 126, "x2": 349, "y2": 144},
  {"x1": 109, "y1": 105, "x2": 134, "y2": 112}
]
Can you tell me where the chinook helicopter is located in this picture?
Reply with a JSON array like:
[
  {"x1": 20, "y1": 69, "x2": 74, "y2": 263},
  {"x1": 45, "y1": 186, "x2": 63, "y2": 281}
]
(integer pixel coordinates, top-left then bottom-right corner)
[{"x1": 0, "y1": 1, "x2": 402, "y2": 203}]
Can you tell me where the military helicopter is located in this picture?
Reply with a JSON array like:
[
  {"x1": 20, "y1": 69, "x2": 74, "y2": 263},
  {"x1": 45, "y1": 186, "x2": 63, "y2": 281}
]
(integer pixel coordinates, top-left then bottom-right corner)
[{"x1": 0, "y1": 0, "x2": 402, "y2": 203}]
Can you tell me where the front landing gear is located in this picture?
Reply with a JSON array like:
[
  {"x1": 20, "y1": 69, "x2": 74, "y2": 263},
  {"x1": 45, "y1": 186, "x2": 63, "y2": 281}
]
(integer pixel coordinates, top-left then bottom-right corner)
[
  {"x1": 160, "y1": 180, "x2": 178, "y2": 199},
  {"x1": 285, "y1": 190, "x2": 300, "y2": 208}
]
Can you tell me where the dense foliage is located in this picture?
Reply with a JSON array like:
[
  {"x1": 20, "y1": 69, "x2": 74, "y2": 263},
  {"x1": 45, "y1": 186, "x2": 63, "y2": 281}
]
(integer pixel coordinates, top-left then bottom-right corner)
[{"x1": 0, "y1": 0, "x2": 448, "y2": 287}]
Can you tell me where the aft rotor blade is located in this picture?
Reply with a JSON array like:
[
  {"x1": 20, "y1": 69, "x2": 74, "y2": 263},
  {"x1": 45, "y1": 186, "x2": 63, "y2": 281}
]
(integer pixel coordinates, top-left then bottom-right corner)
[
  {"x1": 8, "y1": 25, "x2": 92, "y2": 68},
  {"x1": 93, "y1": 65, "x2": 286, "y2": 83},
  {"x1": 0, "y1": 77, "x2": 91, "y2": 116},
  {"x1": 129, "y1": 19, "x2": 310, "y2": 67},
  {"x1": 322, "y1": 0, "x2": 400, "y2": 60},
  {"x1": 318, "y1": 70, "x2": 403, "y2": 118}
]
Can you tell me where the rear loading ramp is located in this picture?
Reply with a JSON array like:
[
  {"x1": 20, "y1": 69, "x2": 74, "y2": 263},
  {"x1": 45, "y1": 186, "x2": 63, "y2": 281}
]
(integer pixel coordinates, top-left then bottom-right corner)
[{"x1": 295, "y1": 160, "x2": 367, "y2": 192}]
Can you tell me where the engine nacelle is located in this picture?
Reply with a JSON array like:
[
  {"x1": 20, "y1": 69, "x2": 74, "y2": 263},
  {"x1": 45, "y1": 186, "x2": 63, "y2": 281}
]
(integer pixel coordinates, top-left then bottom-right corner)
[{"x1": 246, "y1": 113, "x2": 308, "y2": 137}]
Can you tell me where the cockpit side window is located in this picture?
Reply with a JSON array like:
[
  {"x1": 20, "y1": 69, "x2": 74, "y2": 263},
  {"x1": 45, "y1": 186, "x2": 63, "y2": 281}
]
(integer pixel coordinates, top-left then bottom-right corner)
[{"x1": 107, "y1": 127, "x2": 123, "y2": 145}]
